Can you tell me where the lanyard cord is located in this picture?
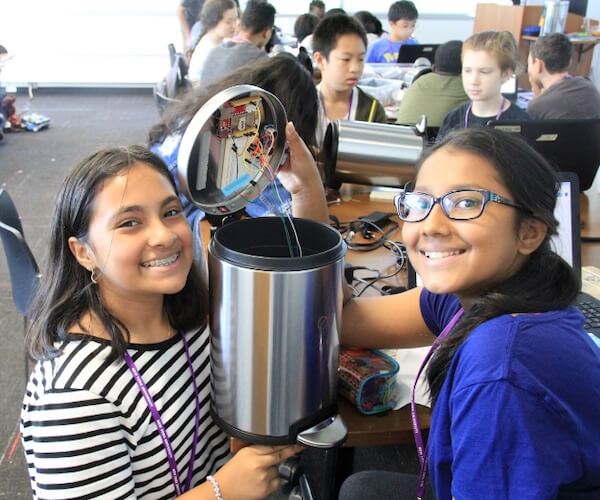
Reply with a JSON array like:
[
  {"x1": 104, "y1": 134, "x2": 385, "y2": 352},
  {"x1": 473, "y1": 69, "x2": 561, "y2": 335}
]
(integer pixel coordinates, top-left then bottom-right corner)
[
  {"x1": 464, "y1": 97, "x2": 507, "y2": 128},
  {"x1": 124, "y1": 333, "x2": 201, "y2": 495},
  {"x1": 319, "y1": 88, "x2": 354, "y2": 121},
  {"x1": 411, "y1": 308, "x2": 464, "y2": 500}
]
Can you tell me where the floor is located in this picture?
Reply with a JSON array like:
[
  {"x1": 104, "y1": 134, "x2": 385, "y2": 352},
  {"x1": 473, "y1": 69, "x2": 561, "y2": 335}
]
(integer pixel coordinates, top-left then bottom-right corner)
[{"x1": 0, "y1": 87, "x2": 159, "y2": 497}]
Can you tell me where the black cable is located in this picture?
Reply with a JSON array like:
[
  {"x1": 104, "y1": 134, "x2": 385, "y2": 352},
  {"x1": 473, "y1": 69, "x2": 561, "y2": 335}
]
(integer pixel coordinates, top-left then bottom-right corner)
[{"x1": 356, "y1": 264, "x2": 405, "y2": 297}]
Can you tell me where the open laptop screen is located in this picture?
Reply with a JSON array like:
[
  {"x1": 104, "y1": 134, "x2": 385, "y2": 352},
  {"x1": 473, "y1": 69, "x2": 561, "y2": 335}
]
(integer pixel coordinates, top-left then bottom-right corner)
[
  {"x1": 551, "y1": 172, "x2": 581, "y2": 273},
  {"x1": 397, "y1": 44, "x2": 440, "y2": 64}
]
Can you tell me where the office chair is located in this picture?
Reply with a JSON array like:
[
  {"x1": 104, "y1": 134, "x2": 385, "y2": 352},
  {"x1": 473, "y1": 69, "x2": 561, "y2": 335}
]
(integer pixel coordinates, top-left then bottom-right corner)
[
  {"x1": 0, "y1": 189, "x2": 25, "y2": 235},
  {"x1": 153, "y1": 43, "x2": 189, "y2": 116},
  {"x1": 0, "y1": 190, "x2": 41, "y2": 380}
]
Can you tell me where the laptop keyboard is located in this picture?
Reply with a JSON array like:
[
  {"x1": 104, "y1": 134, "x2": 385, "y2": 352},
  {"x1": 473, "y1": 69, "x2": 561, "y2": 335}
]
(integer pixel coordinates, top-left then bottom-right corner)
[{"x1": 576, "y1": 293, "x2": 600, "y2": 338}]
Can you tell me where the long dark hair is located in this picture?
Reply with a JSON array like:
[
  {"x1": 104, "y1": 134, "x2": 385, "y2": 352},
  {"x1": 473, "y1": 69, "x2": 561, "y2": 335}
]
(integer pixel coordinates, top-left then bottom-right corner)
[
  {"x1": 148, "y1": 53, "x2": 318, "y2": 150},
  {"x1": 26, "y1": 146, "x2": 208, "y2": 362},
  {"x1": 199, "y1": 0, "x2": 236, "y2": 39},
  {"x1": 424, "y1": 128, "x2": 580, "y2": 404}
]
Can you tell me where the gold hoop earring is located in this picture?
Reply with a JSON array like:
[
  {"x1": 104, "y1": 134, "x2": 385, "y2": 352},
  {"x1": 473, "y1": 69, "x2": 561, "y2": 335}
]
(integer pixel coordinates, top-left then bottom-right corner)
[{"x1": 90, "y1": 268, "x2": 99, "y2": 285}]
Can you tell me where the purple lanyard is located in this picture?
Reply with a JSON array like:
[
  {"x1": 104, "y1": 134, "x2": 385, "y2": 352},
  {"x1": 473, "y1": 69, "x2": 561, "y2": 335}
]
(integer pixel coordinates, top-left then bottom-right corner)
[
  {"x1": 464, "y1": 97, "x2": 507, "y2": 128},
  {"x1": 124, "y1": 333, "x2": 201, "y2": 496},
  {"x1": 319, "y1": 89, "x2": 354, "y2": 121},
  {"x1": 411, "y1": 308, "x2": 464, "y2": 500}
]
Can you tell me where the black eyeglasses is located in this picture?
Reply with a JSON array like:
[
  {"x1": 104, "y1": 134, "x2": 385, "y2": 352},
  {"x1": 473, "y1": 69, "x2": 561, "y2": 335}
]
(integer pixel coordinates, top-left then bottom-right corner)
[{"x1": 393, "y1": 188, "x2": 527, "y2": 222}]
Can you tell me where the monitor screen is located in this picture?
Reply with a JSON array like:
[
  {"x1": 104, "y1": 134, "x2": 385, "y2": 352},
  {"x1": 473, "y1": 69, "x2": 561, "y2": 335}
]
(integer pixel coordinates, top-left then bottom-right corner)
[
  {"x1": 569, "y1": 0, "x2": 588, "y2": 17},
  {"x1": 552, "y1": 181, "x2": 574, "y2": 267}
]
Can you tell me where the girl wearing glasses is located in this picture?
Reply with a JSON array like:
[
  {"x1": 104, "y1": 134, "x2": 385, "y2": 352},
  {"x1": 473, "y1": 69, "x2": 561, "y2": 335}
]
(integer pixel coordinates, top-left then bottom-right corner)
[
  {"x1": 340, "y1": 128, "x2": 600, "y2": 499},
  {"x1": 437, "y1": 31, "x2": 529, "y2": 141}
]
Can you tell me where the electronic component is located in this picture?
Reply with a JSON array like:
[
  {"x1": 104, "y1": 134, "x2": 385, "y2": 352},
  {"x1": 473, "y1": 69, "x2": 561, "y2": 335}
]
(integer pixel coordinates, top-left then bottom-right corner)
[{"x1": 215, "y1": 95, "x2": 262, "y2": 139}]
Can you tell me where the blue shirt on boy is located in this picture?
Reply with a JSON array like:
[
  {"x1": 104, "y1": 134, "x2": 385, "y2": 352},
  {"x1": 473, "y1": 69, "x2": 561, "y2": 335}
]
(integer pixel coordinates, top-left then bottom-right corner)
[
  {"x1": 419, "y1": 288, "x2": 600, "y2": 499},
  {"x1": 366, "y1": 37, "x2": 417, "y2": 63}
]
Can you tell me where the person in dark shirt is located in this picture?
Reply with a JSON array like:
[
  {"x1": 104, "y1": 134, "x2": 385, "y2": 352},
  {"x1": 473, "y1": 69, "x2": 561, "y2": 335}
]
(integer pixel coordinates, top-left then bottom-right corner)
[
  {"x1": 309, "y1": 0, "x2": 326, "y2": 19},
  {"x1": 438, "y1": 31, "x2": 529, "y2": 140},
  {"x1": 527, "y1": 33, "x2": 600, "y2": 119},
  {"x1": 177, "y1": 0, "x2": 205, "y2": 52}
]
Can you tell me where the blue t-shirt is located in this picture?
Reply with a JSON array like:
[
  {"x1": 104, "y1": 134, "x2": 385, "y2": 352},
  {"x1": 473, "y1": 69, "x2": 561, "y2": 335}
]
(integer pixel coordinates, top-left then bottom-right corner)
[
  {"x1": 419, "y1": 289, "x2": 600, "y2": 499},
  {"x1": 150, "y1": 133, "x2": 291, "y2": 227},
  {"x1": 366, "y1": 37, "x2": 417, "y2": 64}
]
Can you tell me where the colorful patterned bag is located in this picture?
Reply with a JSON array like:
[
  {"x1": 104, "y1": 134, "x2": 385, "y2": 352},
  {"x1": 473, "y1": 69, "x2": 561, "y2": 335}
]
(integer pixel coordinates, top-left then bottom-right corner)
[{"x1": 338, "y1": 348, "x2": 400, "y2": 415}]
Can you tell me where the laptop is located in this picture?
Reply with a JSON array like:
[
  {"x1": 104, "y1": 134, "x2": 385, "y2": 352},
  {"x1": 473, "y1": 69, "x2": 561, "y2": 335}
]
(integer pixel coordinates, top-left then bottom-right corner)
[
  {"x1": 552, "y1": 172, "x2": 600, "y2": 338},
  {"x1": 486, "y1": 119, "x2": 600, "y2": 191},
  {"x1": 397, "y1": 44, "x2": 440, "y2": 64},
  {"x1": 408, "y1": 172, "x2": 600, "y2": 338}
]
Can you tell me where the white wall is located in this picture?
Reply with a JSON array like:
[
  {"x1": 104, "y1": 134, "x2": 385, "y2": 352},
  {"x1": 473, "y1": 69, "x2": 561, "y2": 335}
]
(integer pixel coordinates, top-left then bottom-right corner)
[
  {"x1": 2, "y1": 0, "x2": 181, "y2": 87},
  {"x1": 0, "y1": 0, "x2": 597, "y2": 88}
]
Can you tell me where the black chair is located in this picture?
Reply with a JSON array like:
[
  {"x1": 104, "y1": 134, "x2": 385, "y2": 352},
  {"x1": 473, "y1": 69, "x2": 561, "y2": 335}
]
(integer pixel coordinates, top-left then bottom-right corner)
[
  {"x1": 0, "y1": 189, "x2": 24, "y2": 235},
  {"x1": 153, "y1": 43, "x2": 190, "y2": 116},
  {"x1": 0, "y1": 190, "x2": 41, "y2": 379}
]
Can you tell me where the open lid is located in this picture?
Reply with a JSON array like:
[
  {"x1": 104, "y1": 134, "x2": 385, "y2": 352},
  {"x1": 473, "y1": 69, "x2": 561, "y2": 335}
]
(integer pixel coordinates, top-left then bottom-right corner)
[{"x1": 177, "y1": 84, "x2": 288, "y2": 215}]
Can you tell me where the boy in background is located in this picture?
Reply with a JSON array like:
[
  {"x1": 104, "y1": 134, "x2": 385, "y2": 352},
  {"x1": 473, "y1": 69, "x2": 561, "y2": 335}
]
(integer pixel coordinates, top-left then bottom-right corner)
[
  {"x1": 313, "y1": 15, "x2": 387, "y2": 146},
  {"x1": 313, "y1": 15, "x2": 387, "y2": 195},
  {"x1": 397, "y1": 40, "x2": 468, "y2": 130},
  {"x1": 309, "y1": 0, "x2": 325, "y2": 19},
  {"x1": 367, "y1": 1, "x2": 418, "y2": 63},
  {"x1": 527, "y1": 32, "x2": 600, "y2": 119}
]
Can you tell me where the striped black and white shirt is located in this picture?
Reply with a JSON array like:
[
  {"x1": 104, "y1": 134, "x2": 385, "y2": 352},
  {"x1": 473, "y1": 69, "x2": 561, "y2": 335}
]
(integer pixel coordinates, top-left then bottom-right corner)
[{"x1": 21, "y1": 327, "x2": 230, "y2": 499}]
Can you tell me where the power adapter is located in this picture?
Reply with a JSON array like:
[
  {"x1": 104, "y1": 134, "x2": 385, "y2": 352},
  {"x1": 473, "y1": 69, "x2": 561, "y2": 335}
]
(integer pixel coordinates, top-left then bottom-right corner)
[{"x1": 359, "y1": 211, "x2": 393, "y2": 238}]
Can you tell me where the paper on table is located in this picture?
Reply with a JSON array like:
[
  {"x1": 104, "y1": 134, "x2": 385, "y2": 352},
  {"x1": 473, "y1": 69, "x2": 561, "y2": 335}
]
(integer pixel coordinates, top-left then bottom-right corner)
[
  {"x1": 382, "y1": 346, "x2": 431, "y2": 410},
  {"x1": 582, "y1": 266, "x2": 600, "y2": 299}
]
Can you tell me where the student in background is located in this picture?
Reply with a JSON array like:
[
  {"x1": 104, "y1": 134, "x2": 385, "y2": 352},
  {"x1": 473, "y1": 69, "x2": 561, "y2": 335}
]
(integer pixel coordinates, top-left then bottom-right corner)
[
  {"x1": 338, "y1": 127, "x2": 600, "y2": 499},
  {"x1": 294, "y1": 13, "x2": 319, "y2": 47},
  {"x1": 312, "y1": 14, "x2": 387, "y2": 149},
  {"x1": 527, "y1": 32, "x2": 600, "y2": 119},
  {"x1": 397, "y1": 40, "x2": 468, "y2": 130},
  {"x1": 199, "y1": 0, "x2": 275, "y2": 85},
  {"x1": 437, "y1": 31, "x2": 529, "y2": 140},
  {"x1": 177, "y1": 0, "x2": 205, "y2": 55},
  {"x1": 21, "y1": 136, "x2": 327, "y2": 498},
  {"x1": 149, "y1": 54, "x2": 319, "y2": 235},
  {"x1": 353, "y1": 10, "x2": 384, "y2": 55},
  {"x1": 187, "y1": 0, "x2": 238, "y2": 84},
  {"x1": 367, "y1": 1, "x2": 418, "y2": 63},
  {"x1": 325, "y1": 8, "x2": 347, "y2": 16},
  {"x1": 309, "y1": 0, "x2": 326, "y2": 19}
]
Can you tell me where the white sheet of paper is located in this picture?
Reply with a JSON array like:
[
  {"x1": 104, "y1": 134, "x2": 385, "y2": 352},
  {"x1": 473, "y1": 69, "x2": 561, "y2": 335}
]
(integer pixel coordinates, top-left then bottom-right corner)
[{"x1": 382, "y1": 347, "x2": 431, "y2": 409}]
